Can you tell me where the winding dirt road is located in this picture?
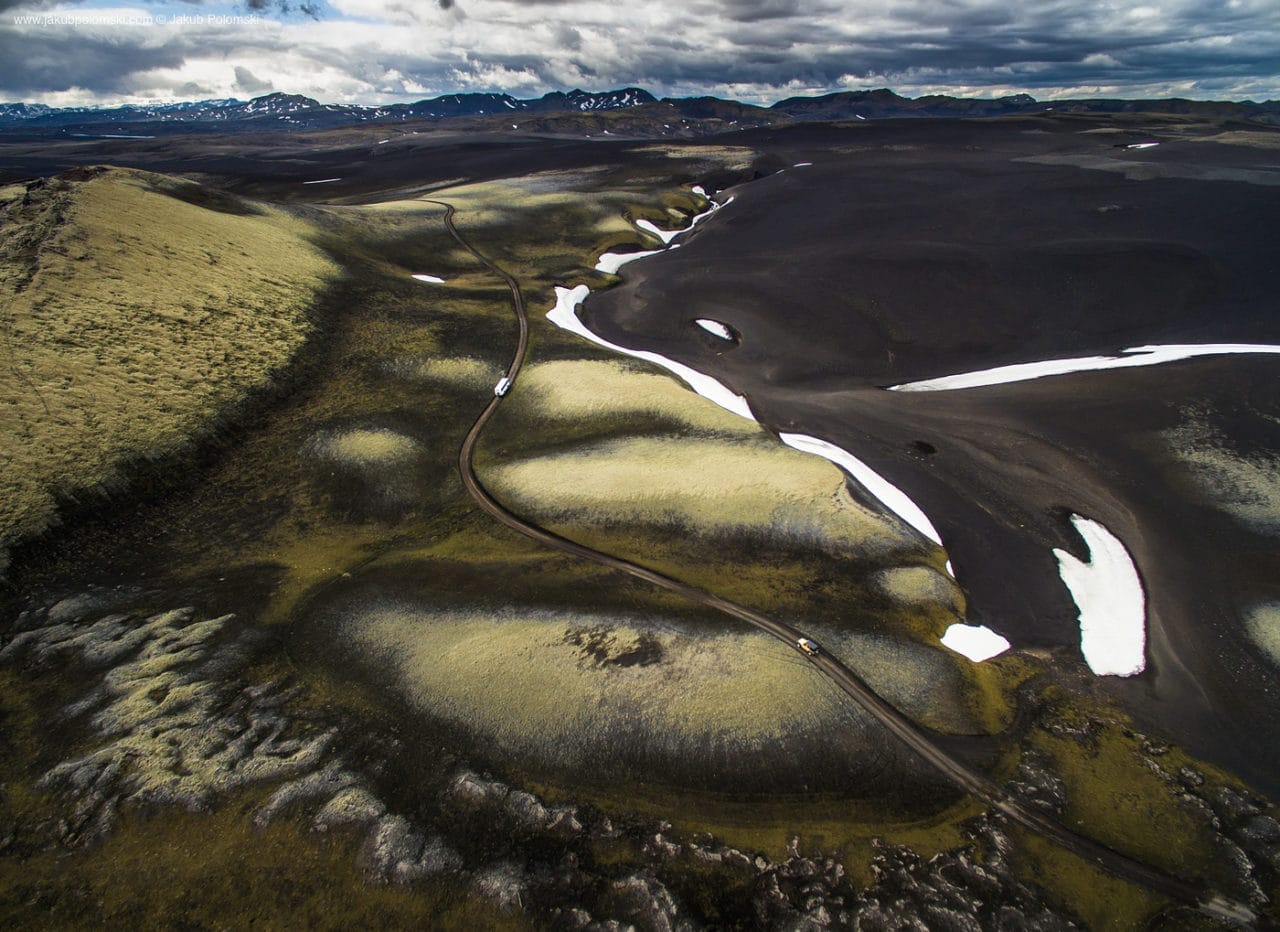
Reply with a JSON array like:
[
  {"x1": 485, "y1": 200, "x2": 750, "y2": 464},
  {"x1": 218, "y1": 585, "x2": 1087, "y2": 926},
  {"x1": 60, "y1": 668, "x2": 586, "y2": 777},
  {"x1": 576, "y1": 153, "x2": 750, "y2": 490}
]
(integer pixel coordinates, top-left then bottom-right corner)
[{"x1": 424, "y1": 198, "x2": 1255, "y2": 927}]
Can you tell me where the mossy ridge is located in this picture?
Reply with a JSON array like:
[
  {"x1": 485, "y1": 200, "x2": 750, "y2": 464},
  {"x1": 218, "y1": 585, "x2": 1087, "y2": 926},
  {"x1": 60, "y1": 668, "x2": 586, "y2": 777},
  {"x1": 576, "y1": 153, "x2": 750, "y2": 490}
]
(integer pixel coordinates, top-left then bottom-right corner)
[
  {"x1": 484, "y1": 357, "x2": 759, "y2": 450},
  {"x1": 486, "y1": 434, "x2": 909, "y2": 547},
  {"x1": 1030, "y1": 688, "x2": 1268, "y2": 887},
  {"x1": 0, "y1": 168, "x2": 339, "y2": 572}
]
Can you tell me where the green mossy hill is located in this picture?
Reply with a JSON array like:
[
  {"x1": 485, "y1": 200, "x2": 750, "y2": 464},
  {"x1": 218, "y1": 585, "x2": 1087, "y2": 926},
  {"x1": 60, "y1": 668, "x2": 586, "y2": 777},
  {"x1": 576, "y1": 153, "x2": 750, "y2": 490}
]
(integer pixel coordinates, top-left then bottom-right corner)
[{"x1": 0, "y1": 167, "x2": 338, "y2": 572}]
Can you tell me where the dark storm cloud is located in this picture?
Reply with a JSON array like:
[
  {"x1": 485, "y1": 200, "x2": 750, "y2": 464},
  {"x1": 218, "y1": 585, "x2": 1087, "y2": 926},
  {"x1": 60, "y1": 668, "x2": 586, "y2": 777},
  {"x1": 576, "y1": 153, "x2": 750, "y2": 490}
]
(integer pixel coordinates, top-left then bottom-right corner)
[
  {"x1": 554, "y1": 23, "x2": 581, "y2": 50},
  {"x1": 717, "y1": 0, "x2": 810, "y2": 23},
  {"x1": 174, "y1": 80, "x2": 214, "y2": 97},
  {"x1": 233, "y1": 65, "x2": 273, "y2": 93},
  {"x1": 653, "y1": 0, "x2": 1280, "y2": 96},
  {"x1": 0, "y1": 30, "x2": 188, "y2": 96},
  {"x1": 243, "y1": 0, "x2": 323, "y2": 16}
]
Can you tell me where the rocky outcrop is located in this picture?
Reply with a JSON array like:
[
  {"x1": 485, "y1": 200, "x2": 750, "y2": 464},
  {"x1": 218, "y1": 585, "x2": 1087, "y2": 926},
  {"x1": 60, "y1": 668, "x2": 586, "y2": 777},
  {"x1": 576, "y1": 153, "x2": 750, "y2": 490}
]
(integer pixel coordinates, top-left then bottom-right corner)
[{"x1": 3, "y1": 602, "x2": 333, "y2": 846}]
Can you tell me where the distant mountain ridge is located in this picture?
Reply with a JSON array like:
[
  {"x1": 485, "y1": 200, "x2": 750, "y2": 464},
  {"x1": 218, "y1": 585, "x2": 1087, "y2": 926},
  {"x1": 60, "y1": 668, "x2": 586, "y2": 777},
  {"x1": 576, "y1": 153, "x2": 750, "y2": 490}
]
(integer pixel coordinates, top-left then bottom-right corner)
[
  {"x1": 768, "y1": 88, "x2": 1280, "y2": 122},
  {"x1": 2, "y1": 86, "x2": 1277, "y2": 136},
  {"x1": 0, "y1": 88, "x2": 659, "y2": 133}
]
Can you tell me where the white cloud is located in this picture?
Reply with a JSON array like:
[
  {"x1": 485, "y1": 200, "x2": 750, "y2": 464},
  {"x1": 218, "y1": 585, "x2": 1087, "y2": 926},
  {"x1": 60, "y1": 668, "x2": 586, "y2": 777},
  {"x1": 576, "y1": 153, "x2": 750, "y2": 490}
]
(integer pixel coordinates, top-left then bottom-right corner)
[{"x1": 1081, "y1": 52, "x2": 1121, "y2": 67}]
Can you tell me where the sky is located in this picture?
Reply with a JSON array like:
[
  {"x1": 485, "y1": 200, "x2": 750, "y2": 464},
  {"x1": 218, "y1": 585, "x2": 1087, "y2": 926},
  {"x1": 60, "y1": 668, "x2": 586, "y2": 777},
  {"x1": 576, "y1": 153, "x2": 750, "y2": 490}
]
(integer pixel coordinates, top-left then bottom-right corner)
[{"x1": 2, "y1": 0, "x2": 1278, "y2": 107}]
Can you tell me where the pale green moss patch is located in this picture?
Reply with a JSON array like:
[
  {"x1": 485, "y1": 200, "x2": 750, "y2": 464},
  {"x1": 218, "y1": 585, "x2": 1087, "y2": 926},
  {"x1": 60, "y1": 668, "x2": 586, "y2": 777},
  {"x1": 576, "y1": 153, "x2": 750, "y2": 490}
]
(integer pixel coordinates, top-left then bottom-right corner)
[
  {"x1": 507, "y1": 359, "x2": 756, "y2": 436},
  {"x1": 390, "y1": 354, "x2": 496, "y2": 390},
  {"x1": 873, "y1": 565, "x2": 964, "y2": 613},
  {"x1": 1164, "y1": 411, "x2": 1280, "y2": 533},
  {"x1": 309, "y1": 428, "x2": 423, "y2": 469},
  {"x1": 336, "y1": 597, "x2": 977, "y2": 788},
  {"x1": 1246, "y1": 603, "x2": 1280, "y2": 666},
  {"x1": 486, "y1": 435, "x2": 905, "y2": 558}
]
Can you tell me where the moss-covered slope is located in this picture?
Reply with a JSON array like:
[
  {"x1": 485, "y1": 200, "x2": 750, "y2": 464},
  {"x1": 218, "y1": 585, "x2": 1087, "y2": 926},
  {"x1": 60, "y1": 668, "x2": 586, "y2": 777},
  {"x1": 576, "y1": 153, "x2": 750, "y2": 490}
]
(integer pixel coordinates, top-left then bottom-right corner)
[{"x1": 0, "y1": 167, "x2": 338, "y2": 570}]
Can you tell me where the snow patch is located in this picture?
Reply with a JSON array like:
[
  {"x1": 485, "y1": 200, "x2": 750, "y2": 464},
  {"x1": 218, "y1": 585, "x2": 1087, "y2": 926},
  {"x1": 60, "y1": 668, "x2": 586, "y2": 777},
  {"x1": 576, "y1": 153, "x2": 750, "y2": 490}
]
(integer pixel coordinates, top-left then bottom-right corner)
[
  {"x1": 594, "y1": 248, "x2": 665, "y2": 274},
  {"x1": 1126, "y1": 142, "x2": 1160, "y2": 149},
  {"x1": 1054, "y1": 514, "x2": 1146, "y2": 677},
  {"x1": 793, "y1": 162, "x2": 813, "y2": 167},
  {"x1": 695, "y1": 318, "x2": 734, "y2": 340},
  {"x1": 889, "y1": 344, "x2": 1280, "y2": 392},
  {"x1": 941, "y1": 624, "x2": 1010, "y2": 662},
  {"x1": 302, "y1": 177, "x2": 342, "y2": 184},
  {"x1": 412, "y1": 274, "x2": 446, "y2": 284}
]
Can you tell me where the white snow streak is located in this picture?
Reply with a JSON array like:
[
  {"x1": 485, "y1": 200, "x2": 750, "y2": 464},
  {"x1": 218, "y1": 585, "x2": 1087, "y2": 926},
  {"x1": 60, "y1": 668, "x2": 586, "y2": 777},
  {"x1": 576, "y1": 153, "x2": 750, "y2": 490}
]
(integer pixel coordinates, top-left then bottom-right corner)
[
  {"x1": 595, "y1": 248, "x2": 665, "y2": 274},
  {"x1": 778, "y1": 433, "x2": 944, "y2": 549},
  {"x1": 889, "y1": 344, "x2": 1280, "y2": 392}
]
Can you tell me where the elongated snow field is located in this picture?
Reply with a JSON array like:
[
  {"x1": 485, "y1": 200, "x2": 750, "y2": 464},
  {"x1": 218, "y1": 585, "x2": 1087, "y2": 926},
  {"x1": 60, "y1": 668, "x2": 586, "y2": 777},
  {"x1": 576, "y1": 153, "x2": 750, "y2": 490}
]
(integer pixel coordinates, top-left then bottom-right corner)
[
  {"x1": 1054, "y1": 514, "x2": 1147, "y2": 676},
  {"x1": 890, "y1": 344, "x2": 1280, "y2": 392}
]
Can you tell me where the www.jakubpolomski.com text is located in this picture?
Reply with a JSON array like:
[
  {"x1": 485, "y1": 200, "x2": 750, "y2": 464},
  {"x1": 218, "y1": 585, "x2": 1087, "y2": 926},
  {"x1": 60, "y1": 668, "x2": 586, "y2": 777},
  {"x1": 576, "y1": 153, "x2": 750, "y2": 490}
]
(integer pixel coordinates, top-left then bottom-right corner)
[{"x1": 13, "y1": 13, "x2": 262, "y2": 26}]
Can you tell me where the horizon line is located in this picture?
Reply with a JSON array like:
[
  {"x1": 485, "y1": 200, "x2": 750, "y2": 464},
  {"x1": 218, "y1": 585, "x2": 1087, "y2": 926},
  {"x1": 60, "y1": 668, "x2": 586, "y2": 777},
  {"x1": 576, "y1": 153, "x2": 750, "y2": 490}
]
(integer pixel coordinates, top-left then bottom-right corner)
[{"x1": 5, "y1": 84, "x2": 1278, "y2": 112}]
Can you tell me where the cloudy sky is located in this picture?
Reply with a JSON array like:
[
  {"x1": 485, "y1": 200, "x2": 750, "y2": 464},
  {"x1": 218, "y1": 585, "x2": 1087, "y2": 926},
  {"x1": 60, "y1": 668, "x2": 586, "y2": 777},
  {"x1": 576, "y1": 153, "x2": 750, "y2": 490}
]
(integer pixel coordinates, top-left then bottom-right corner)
[{"x1": 3, "y1": 0, "x2": 1278, "y2": 106}]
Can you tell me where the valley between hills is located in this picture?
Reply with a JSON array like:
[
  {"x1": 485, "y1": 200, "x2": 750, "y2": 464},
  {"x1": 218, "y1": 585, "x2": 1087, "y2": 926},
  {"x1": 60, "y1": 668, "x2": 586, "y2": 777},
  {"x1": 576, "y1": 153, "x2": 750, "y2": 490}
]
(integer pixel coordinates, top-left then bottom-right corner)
[{"x1": 1, "y1": 106, "x2": 1279, "y2": 928}]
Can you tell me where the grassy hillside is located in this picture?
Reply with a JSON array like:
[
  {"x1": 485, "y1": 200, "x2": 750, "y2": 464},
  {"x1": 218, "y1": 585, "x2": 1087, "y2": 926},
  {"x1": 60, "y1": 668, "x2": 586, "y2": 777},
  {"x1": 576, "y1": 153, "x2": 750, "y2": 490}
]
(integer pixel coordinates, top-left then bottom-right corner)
[{"x1": 0, "y1": 167, "x2": 338, "y2": 571}]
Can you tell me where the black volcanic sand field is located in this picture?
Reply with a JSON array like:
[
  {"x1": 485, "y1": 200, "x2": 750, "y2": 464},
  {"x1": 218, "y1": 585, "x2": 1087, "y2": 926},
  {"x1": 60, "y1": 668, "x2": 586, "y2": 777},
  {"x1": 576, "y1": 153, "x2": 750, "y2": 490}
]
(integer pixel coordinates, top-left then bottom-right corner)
[{"x1": 583, "y1": 116, "x2": 1280, "y2": 794}]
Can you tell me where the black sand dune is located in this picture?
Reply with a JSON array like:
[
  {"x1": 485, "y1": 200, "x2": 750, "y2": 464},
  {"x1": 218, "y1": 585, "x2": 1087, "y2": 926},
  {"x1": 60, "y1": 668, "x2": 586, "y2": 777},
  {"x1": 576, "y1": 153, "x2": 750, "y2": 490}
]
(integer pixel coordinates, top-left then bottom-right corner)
[{"x1": 584, "y1": 118, "x2": 1280, "y2": 794}]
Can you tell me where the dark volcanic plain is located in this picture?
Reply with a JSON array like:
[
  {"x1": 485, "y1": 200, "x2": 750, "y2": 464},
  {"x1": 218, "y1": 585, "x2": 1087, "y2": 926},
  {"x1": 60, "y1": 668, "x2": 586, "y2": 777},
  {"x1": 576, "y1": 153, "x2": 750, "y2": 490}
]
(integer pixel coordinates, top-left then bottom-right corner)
[{"x1": 583, "y1": 116, "x2": 1280, "y2": 794}]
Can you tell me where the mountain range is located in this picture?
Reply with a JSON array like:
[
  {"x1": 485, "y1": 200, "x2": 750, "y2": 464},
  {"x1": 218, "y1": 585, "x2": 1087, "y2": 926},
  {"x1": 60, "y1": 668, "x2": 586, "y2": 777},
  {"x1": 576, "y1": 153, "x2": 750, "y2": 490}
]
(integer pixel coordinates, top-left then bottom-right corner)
[{"x1": 2, "y1": 87, "x2": 1277, "y2": 137}]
